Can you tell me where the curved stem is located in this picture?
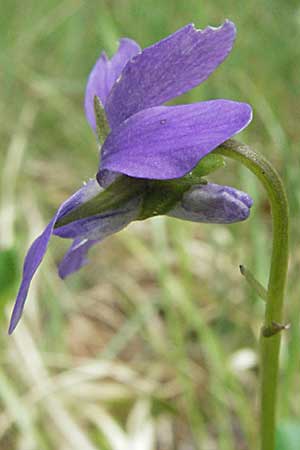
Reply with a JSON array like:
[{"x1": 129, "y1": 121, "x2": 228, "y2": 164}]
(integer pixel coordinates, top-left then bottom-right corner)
[{"x1": 215, "y1": 139, "x2": 289, "y2": 450}]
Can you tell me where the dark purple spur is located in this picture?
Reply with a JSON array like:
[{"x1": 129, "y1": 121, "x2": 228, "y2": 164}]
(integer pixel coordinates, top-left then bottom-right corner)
[{"x1": 9, "y1": 20, "x2": 253, "y2": 334}]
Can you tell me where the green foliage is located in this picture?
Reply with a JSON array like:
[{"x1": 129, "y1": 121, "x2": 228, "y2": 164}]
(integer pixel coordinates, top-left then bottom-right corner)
[
  {"x1": 0, "y1": 248, "x2": 18, "y2": 311},
  {"x1": 276, "y1": 422, "x2": 300, "y2": 450}
]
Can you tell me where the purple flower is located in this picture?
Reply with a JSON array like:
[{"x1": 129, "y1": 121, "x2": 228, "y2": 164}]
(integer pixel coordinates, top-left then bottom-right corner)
[{"x1": 9, "y1": 21, "x2": 253, "y2": 334}]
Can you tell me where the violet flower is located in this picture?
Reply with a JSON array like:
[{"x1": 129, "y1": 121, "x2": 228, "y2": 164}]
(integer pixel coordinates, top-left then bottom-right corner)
[{"x1": 9, "y1": 20, "x2": 253, "y2": 334}]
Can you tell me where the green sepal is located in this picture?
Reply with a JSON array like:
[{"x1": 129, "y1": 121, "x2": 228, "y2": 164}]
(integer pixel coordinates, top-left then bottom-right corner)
[
  {"x1": 137, "y1": 180, "x2": 186, "y2": 220},
  {"x1": 94, "y1": 96, "x2": 111, "y2": 147},
  {"x1": 179, "y1": 153, "x2": 225, "y2": 184},
  {"x1": 137, "y1": 154, "x2": 224, "y2": 220},
  {"x1": 55, "y1": 176, "x2": 146, "y2": 228},
  {"x1": 137, "y1": 179, "x2": 191, "y2": 220}
]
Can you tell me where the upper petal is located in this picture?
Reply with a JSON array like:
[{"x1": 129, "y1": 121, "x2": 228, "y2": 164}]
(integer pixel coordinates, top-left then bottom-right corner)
[
  {"x1": 106, "y1": 21, "x2": 236, "y2": 128},
  {"x1": 84, "y1": 38, "x2": 141, "y2": 131},
  {"x1": 99, "y1": 100, "x2": 252, "y2": 180},
  {"x1": 8, "y1": 180, "x2": 102, "y2": 334}
]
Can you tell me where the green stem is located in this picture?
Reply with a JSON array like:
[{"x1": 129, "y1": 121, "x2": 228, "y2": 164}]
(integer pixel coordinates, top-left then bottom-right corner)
[{"x1": 216, "y1": 139, "x2": 289, "y2": 450}]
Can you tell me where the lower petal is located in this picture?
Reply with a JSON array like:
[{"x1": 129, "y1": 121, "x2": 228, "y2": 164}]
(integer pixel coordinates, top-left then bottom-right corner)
[{"x1": 8, "y1": 180, "x2": 102, "y2": 334}]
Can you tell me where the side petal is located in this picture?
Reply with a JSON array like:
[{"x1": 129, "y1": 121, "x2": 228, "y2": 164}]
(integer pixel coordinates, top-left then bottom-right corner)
[
  {"x1": 58, "y1": 238, "x2": 98, "y2": 279},
  {"x1": 99, "y1": 100, "x2": 252, "y2": 180},
  {"x1": 56, "y1": 195, "x2": 142, "y2": 278},
  {"x1": 53, "y1": 196, "x2": 141, "y2": 240},
  {"x1": 168, "y1": 182, "x2": 253, "y2": 224},
  {"x1": 8, "y1": 180, "x2": 102, "y2": 334},
  {"x1": 84, "y1": 38, "x2": 141, "y2": 131},
  {"x1": 106, "y1": 21, "x2": 236, "y2": 128}
]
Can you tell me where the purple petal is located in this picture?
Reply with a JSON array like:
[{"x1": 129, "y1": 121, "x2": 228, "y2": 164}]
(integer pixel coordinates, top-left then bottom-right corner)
[
  {"x1": 56, "y1": 195, "x2": 141, "y2": 278},
  {"x1": 106, "y1": 21, "x2": 236, "y2": 128},
  {"x1": 98, "y1": 101, "x2": 252, "y2": 180},
  {"x1": 96, "y1": 169, "x2": 120, "y2": 188},
  {"x1": 168, "y1": 182, "x2": 253, "y2": 224},
  {"x1": 58, "y1": 238, "x2": 98, "y2": 279},
  {"x1": 85, "y1": 38, "x2": 141, "y2": 131},
  {"x1": 8, "y1": 180, "x2": 102, "y2": 334}
]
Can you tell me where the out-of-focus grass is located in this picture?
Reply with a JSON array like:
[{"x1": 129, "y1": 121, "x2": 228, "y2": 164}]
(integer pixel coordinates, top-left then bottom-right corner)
[{"x1": 0, "y1": 1, "x2": 299, "y2": 449}]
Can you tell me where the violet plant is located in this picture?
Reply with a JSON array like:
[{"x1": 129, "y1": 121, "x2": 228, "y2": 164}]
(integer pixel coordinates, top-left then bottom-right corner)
[{"x1": 8, "y1": 20, "x2": 289, "y2": 450}]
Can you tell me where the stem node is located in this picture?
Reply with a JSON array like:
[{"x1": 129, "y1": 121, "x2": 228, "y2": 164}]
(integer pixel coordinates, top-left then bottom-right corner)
[{"x1": 262, "y1": 321, "x2": 290, "y2": 338}]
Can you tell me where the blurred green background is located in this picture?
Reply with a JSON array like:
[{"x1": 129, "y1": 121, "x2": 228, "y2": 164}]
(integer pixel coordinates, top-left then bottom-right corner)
[{"x1": 0, "y1": 0, "x2": 300, "y2": 449}]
